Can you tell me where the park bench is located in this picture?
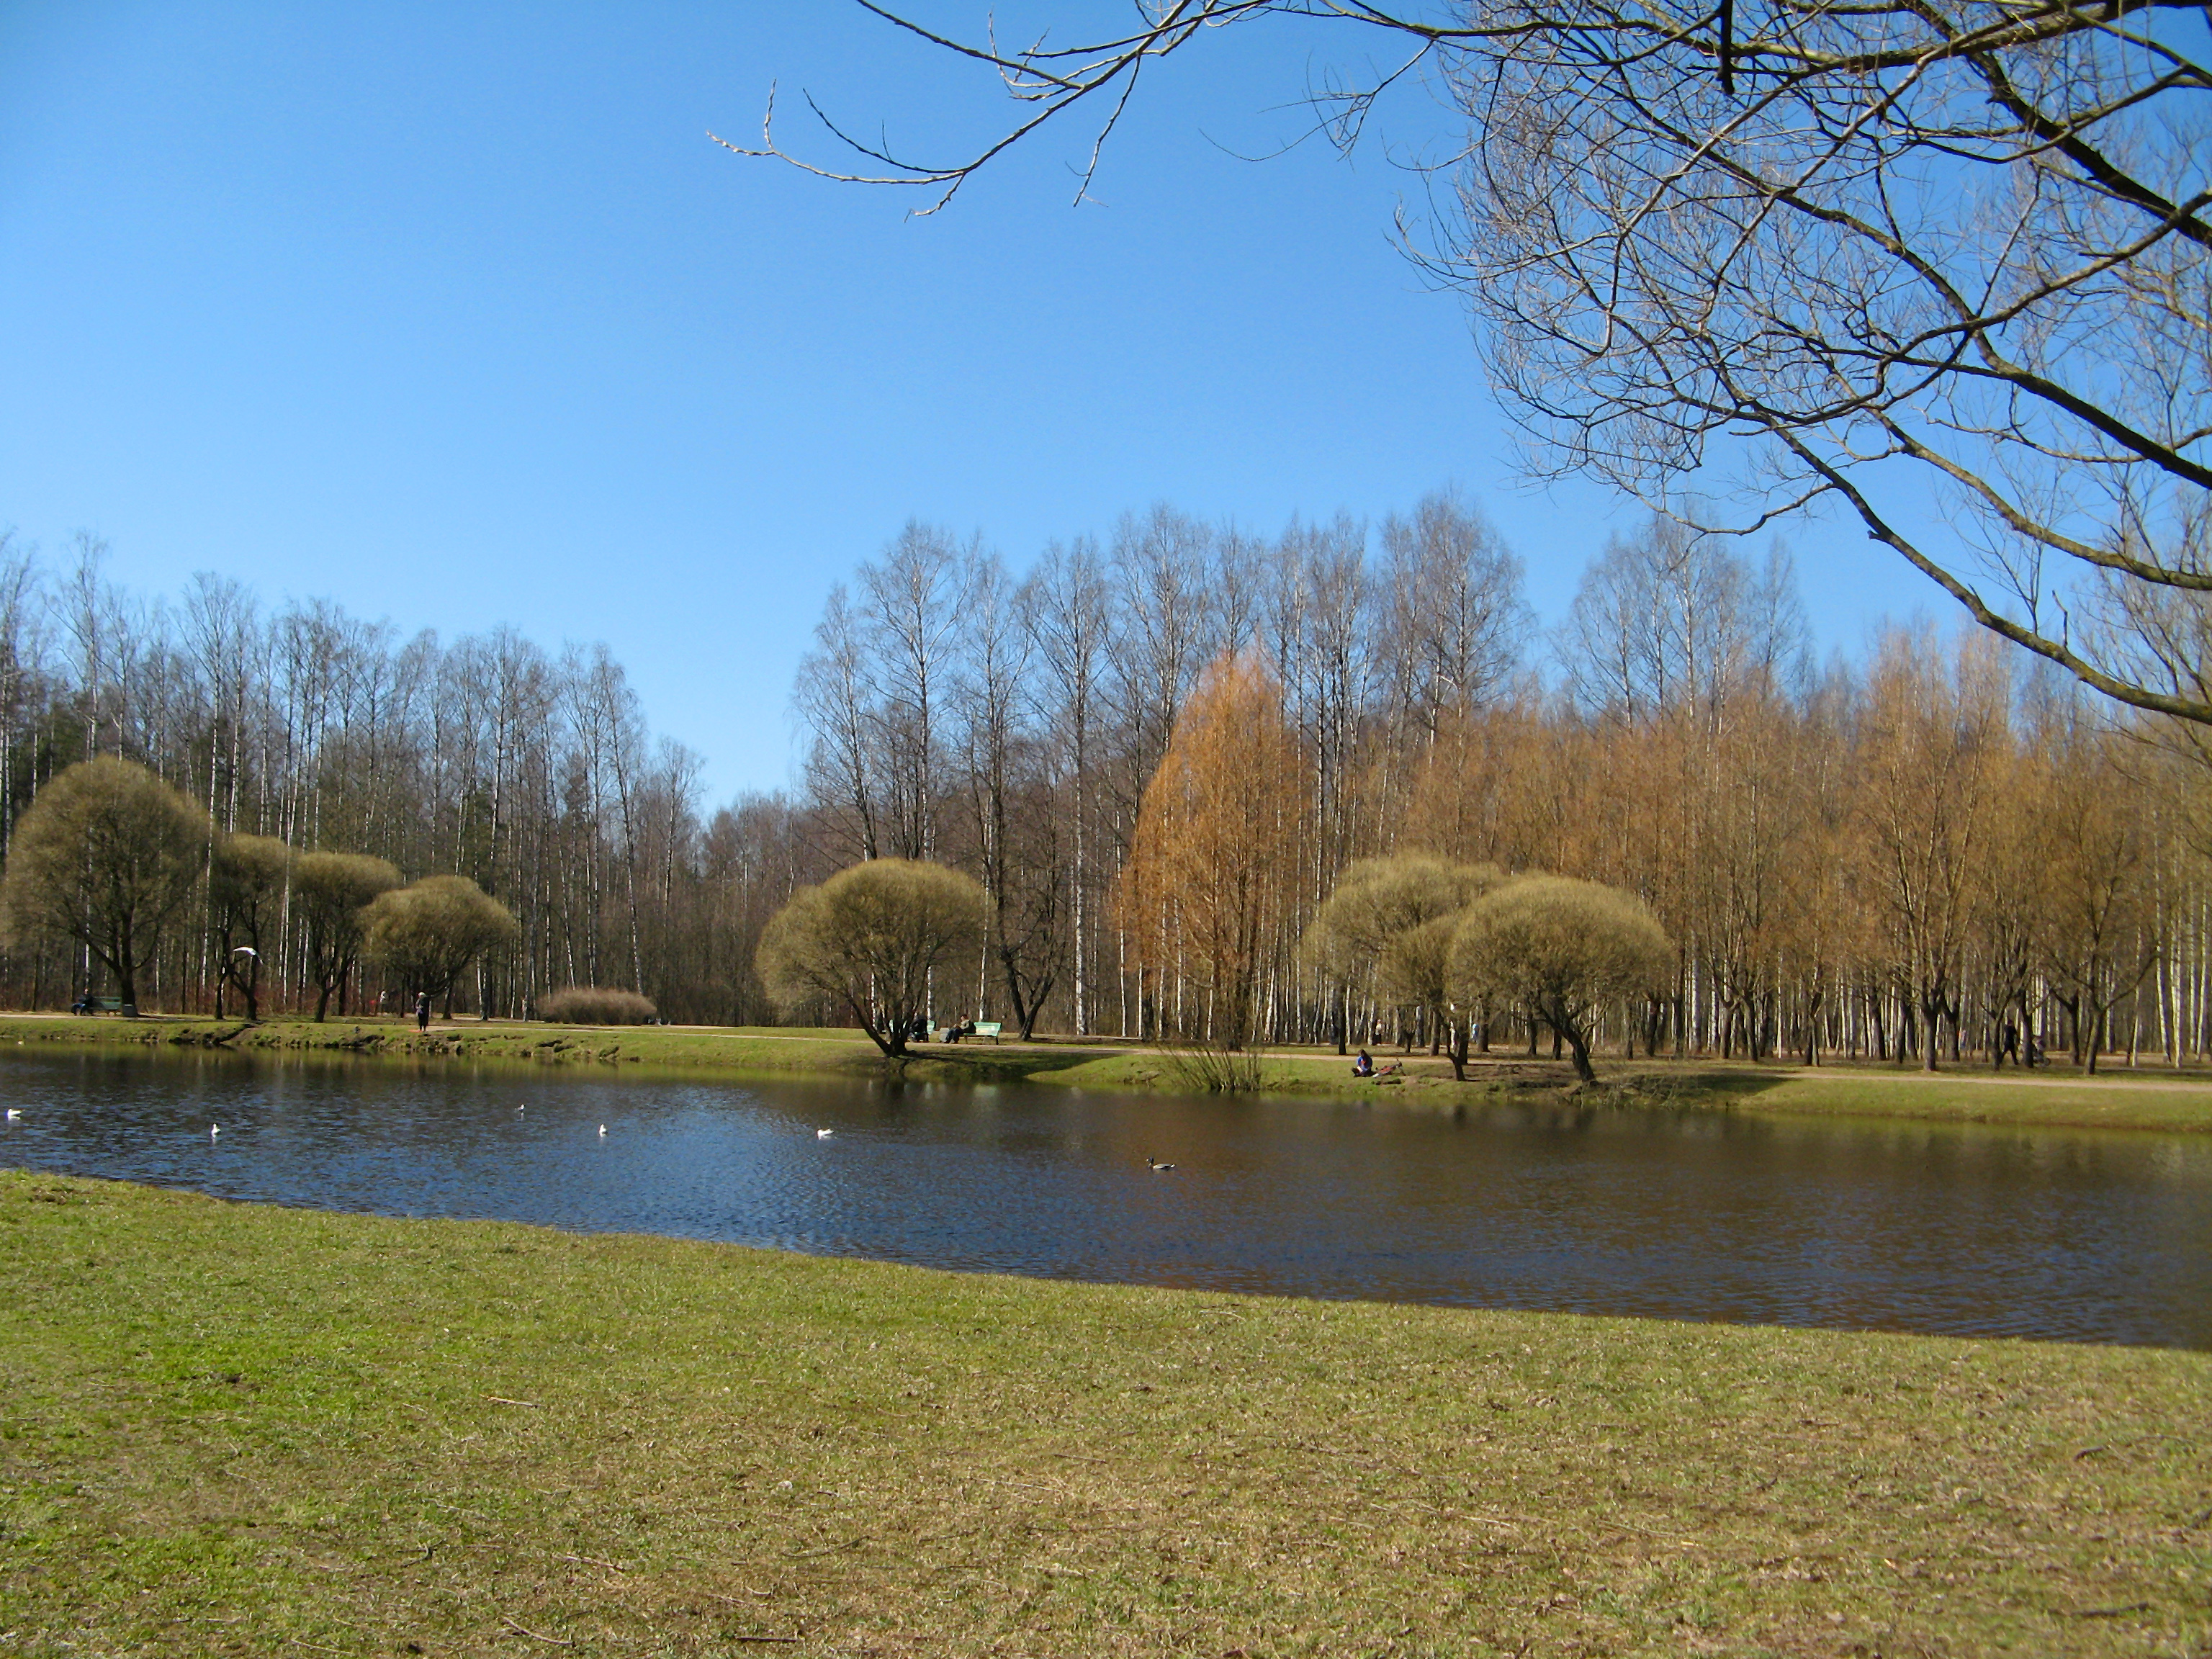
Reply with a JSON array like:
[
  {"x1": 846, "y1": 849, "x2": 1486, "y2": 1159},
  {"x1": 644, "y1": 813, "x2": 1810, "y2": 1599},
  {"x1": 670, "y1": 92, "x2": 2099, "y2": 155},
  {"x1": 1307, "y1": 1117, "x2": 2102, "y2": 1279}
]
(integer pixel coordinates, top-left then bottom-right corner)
[
  {"x1": 930, "y1": 1020, "x2": 1005, "y2": 1044},
  {"x1": 71, "y1": 996, "x2": 135, "y2": 1017}
]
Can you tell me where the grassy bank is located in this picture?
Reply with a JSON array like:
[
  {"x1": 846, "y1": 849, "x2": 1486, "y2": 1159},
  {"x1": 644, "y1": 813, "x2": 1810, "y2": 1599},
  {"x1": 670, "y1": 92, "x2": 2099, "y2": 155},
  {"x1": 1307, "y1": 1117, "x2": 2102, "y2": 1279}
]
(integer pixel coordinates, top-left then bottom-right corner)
[
  {"x1": 9, "y1": 1011, "x2": 2212, "y2": 1133},
  {"x1": 1, "y1": 1172, "x2": 2205, "y2": 1657}
]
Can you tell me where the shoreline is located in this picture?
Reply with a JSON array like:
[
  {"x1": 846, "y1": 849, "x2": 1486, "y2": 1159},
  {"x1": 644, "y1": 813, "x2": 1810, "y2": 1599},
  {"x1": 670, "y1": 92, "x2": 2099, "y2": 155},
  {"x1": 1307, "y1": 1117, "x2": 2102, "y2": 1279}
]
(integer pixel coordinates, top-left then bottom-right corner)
[
  {"x1": 0, "y1": 1169, "x2": 2202, "y2": 1655},
  {"x1": 4, "y1": 1010, "x2": 2212, "y2": 1133}
]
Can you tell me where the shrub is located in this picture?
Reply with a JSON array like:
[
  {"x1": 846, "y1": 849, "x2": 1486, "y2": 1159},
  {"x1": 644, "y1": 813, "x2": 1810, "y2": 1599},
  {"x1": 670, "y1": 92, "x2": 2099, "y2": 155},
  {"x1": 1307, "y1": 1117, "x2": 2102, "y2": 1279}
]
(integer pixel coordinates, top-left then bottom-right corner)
[
  {"x1": 1161, "y1": 1040, "x2": 1273, "y2": 1095},
  {"x1": 538, "y1": 986, "x2": 658, "y2": 1025}
]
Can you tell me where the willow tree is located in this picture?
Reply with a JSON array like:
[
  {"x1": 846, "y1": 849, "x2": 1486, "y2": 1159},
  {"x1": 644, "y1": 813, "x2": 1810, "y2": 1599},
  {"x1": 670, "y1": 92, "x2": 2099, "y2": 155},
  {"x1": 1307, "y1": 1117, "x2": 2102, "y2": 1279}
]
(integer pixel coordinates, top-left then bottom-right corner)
[
  {"x1": 295, "y1": 852, "x2": 402, "y2": 1020},
  {"x1": 209, "y1": 832, "x2": 290, "y2": 1020},
  {"x1": 1303, "y1": 853, "x2": 1501, "y2": 1071},
  {"x1": 1451, "y1": 876, "x2": 1672, "y2": 1083},
  {"x1": 362, "y1": 875, "x2": 521, "y2": 1020},
  {"x1": 1116, "y1": 652, "x2": 1307, "y2": 1049},
  {"x1": 0, "y1": 756, "x2": 209, "y2": 1012},
  {"x1": 755, "y1": 858, "x2": 984, "y2": 1058}
]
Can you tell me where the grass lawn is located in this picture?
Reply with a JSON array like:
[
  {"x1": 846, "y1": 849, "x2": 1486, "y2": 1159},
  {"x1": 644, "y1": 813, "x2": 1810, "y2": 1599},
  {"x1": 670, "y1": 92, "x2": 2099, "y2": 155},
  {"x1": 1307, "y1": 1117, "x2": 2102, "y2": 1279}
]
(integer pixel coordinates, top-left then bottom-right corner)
[
  {"x1": 1049, "y1": 1046, "x2": 2212, "y2": 1133},
  {"x1": 9, "y1": 1011, "x2": 2212, "y2": 1133},
  {"x1": 1, "y1": 1172, "x2": 2206, "y2": 1656}
]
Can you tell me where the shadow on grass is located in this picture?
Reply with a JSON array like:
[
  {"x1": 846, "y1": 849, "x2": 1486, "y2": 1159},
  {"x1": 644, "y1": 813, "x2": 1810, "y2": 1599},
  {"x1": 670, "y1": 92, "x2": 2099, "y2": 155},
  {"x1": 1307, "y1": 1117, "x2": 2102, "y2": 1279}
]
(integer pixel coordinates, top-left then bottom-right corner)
[
  {"x1": 883, "y1": 1043, "x2": 1126, "y2": 1085},
  {"x1": 1617, "y1": 1067, "x2": 1797, "y2": 1107}
]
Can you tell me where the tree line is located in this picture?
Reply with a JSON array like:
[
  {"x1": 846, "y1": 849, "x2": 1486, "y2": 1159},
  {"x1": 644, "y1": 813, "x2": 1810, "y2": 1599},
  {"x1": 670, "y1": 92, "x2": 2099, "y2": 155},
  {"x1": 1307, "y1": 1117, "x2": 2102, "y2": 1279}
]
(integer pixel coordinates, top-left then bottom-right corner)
[
  {"x1": 791, "y1": 501, "x2": 2212, "y2": 1070},
  {"x1": 10, "y1": 498, "x2": 2210, "y2": 1066},
  {"x1": 0, "y1": 531, "x2": 802, "y2": 1020}
]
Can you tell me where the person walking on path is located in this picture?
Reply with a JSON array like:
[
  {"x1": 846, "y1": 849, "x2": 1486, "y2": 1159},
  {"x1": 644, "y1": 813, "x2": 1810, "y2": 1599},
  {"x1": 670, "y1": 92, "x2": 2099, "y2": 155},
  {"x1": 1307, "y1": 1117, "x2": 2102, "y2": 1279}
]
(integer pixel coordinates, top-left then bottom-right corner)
[{"x1": 415, "y1": 991, "x2": 431, "y2": 1033}]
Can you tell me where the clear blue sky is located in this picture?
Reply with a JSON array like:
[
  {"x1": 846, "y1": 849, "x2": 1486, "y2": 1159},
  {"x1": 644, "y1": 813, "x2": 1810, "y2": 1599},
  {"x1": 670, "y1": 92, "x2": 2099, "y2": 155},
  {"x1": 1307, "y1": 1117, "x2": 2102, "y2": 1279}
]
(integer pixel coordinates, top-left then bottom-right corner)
[{"x1": 0, "y1": 2, "x2": 1933, "y2": 803}]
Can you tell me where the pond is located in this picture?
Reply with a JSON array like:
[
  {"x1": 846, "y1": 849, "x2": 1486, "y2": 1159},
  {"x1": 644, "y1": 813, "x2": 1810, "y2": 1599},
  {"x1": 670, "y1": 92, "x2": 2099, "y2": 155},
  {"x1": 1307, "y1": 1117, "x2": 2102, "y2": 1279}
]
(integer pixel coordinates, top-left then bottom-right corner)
[{"x1": 2, "y1": 1048, "x2": 2207, "y2": 1349}]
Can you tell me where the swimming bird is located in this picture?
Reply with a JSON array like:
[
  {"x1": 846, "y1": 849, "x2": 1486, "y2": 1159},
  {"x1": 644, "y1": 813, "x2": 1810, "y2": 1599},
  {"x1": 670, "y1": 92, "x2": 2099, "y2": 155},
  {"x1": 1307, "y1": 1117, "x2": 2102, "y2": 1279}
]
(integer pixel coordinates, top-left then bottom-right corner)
[
  {"x1": 210, "y1": 1124, "x2": 221, "y2": 1139},
  {"x1": 516, "y1": 1103, "x2": 526, "y2": 1114},
  {"x1": 817, "y1": 1128, "x2": 835, "y2": 1139},
  {"x1": 598, "y1": 1124, "x2": 608, "y2": 1138},
  {"x1": 1147, "y1": 1156, "x2": 1174, "y2": 1172},
  {"x1": 4, "y1": 1107, "x2": 19, "y2": 1120}
]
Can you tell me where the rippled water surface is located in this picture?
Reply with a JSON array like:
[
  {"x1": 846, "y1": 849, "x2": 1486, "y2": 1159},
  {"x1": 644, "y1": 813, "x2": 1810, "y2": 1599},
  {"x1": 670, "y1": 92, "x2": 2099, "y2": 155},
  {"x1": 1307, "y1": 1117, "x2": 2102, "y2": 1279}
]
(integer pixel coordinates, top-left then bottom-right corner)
[{"x1": 2, "y1": 1047, "x2": 2207, "y2": 1347}]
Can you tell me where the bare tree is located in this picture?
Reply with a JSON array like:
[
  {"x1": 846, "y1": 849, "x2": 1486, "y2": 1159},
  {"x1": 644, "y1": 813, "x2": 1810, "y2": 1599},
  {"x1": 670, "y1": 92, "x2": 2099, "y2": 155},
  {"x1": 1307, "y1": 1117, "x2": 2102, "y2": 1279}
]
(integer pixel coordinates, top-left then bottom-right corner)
[
  {"x1": 0, "y1": 535, "x2": 46, "y2": 863},
  {"x1": 750, "y1": 2, "x2": 2212, "y2": 721},
  {"x1": 956, "y1": 549, "x2": 1062, "y2": 1036},
  {"x1": 1023, "y1": 538, "x2": 1112, "y2": 1035},
  {"x1": 795, "y1": 583, "x2": 884, "y2": 863},
  {"x1": 863, "y1": 522, "x2": 965, "y2": 860},
  {"x1": 1557, "y1": 515, "x2": 1804, "y2": 722},
  {"x1": 1379, "y1": 492, "x2": 1525, "y2": 735}
]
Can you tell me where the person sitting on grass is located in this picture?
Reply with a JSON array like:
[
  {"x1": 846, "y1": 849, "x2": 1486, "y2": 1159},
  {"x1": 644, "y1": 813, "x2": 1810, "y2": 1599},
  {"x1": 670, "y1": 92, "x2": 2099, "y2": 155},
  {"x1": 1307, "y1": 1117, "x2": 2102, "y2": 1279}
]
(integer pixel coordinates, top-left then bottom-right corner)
[{"x1": 1352, "y1": 1049, "x2": 1375, "y2": 1078}]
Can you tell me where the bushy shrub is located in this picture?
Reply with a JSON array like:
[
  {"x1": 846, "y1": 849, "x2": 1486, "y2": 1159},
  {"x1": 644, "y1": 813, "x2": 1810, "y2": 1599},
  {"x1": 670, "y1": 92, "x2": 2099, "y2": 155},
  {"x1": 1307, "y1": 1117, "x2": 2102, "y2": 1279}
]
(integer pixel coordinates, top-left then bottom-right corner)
[
  {"x1": 1161, "y1": 1040, "x2": 1273, "y2": 1095},
  {"x1": 537, "y1": 986, "x2": 658, "y2": 1025}
]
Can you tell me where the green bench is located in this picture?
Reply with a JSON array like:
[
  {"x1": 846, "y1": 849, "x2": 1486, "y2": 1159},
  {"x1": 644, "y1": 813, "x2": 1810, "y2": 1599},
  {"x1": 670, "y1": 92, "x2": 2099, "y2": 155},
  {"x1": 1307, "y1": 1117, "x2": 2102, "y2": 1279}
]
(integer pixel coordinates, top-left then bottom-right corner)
[
  {"x1": 931, "y1": 1020, "x2": 1004, "y2": 1044},
  {"x1": 70, "y1": 996, "x2": 135, "y2": 1017}
]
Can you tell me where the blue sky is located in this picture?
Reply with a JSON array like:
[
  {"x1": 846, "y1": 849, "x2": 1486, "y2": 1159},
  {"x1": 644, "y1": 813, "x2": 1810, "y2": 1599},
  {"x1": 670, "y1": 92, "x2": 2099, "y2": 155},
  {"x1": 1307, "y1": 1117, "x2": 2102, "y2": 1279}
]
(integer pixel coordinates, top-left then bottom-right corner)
[{"x1": 0, "y1": 3, "x2": 1935, "y2": 802}]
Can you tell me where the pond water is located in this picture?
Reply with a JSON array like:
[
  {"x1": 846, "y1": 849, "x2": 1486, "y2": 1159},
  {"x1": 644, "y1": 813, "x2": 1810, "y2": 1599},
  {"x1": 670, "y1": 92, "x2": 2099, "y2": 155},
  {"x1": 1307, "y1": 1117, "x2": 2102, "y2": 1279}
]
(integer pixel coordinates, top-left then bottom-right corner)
[{"x1": 1, "y1": 1048, "x2": 2207, "y2": 1349}]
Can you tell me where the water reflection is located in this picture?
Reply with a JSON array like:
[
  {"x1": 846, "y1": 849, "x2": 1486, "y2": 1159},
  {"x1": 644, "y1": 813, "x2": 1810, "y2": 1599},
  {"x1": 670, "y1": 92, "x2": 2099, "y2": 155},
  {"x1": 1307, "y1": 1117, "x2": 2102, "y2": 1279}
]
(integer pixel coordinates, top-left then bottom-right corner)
[{"x1": 1, "y1": 1048, "x2": 2206, "y2": 1349}]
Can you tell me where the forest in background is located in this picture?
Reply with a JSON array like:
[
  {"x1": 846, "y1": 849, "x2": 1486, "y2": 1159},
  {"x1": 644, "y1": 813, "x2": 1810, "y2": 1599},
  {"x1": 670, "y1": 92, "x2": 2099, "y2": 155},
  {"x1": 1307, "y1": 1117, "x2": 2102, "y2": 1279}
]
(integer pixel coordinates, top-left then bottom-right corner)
[
  {"x1": 0, "y1": 530, "x2": 800, "y2": 1022},
  {"x1": 792, "y1": 498, "x2": 2212, "y2": 1069},
  {"x1": 2, "y1": 496, "x2": 2208, "y2": 1068}
]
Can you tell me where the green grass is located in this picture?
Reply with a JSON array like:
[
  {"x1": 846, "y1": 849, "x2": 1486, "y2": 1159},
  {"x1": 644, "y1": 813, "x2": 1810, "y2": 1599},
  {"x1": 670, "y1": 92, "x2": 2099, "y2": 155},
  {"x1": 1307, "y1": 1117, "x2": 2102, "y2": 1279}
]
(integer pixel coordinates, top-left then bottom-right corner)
[
  {"x1": 1, "y1": 1175, "x2": 2206, "y2": 1656},
  {"x1": 1720, "y1": 1068, "x2": 2212, "y2": 1133},
  {"x1": 0, "y1": 1012, "x2": 1105, "y2": 1086},
  {"x1": 9, "y1": 1011, "x2": 2212, "y2": 1132},
  {"x1": 1054, "y1": 1044, "x2": 2212, "y2": 1133}
]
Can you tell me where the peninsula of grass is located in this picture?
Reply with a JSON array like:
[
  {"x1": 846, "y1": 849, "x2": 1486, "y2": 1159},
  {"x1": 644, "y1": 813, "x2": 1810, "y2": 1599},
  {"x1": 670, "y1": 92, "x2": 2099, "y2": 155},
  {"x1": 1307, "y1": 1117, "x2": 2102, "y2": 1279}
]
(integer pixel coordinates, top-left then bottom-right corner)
[
  {"x1": 1, "y1": 1172, "x2": 2204, "y2": 1657},
  {"x1": 8, "y1": 1010, "x2": 2212, "y2": 1133}
]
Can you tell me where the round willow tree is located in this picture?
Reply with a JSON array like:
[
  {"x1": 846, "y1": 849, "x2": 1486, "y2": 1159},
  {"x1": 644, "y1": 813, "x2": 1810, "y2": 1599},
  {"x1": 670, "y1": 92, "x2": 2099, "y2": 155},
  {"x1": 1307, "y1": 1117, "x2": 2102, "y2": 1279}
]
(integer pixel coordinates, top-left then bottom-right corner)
[
  {"x1": 755, "y1": 858, "x2": 984, "y2": 1058},
  {"x1": 209, "y1": 832, "x2": 292, "y2": 1020},
  {"x1": 295, "y1": 851, "x2": 401, "y2": 1020},
  {"x1": 362, "y1": 875, "x2": 519, "y2": 1020},
  {"x1": 0, "y1": 756, "x2": 210, "y2": 1012},
  {"x1": 1450, "y1": 876, "x2": 1672, "y2": 1084},
  {"x1": 1303, "y1": 853, "x2": 1503, "y2": 1069}
]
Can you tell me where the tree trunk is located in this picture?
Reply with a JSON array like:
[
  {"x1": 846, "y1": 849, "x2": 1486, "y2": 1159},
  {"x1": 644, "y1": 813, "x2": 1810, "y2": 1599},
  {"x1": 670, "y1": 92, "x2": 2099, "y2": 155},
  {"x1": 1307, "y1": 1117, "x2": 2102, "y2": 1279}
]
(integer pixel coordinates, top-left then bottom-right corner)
[
  {"x1": 1552, "y1": 1012, "x2": 1596, "y2": 1083},
  {"x1": 2056, "y1": 992, "x2": 2081, "y2": 1066}
]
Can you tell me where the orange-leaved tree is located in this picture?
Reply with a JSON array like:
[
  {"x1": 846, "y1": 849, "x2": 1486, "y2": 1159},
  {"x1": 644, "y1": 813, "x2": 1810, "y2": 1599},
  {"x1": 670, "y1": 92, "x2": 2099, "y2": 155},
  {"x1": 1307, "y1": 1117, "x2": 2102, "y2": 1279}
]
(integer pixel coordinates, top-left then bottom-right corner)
[{"x1": 1115, "y1": 652, "x2": 1307, "y2": 1050}]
